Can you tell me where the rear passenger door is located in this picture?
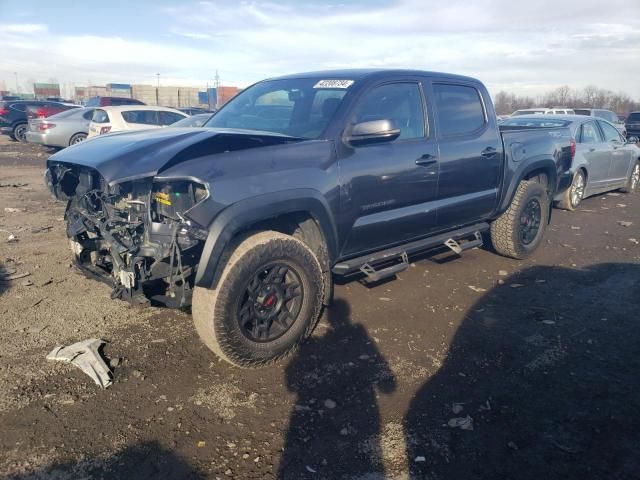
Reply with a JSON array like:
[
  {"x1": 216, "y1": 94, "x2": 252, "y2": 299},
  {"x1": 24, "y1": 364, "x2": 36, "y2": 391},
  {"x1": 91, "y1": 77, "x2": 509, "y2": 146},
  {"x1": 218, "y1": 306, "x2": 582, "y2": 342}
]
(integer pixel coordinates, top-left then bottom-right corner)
[{"x1": 428, "y1": 82, "x2": 502, "y2": 229}]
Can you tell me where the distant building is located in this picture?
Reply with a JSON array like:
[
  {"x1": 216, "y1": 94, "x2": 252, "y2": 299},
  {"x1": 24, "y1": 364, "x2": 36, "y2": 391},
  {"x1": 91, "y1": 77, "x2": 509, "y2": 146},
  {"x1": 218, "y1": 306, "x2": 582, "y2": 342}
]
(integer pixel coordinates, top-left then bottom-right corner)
[{"x1": 33, "y1": 82, "x2": 61, "y2": 99}]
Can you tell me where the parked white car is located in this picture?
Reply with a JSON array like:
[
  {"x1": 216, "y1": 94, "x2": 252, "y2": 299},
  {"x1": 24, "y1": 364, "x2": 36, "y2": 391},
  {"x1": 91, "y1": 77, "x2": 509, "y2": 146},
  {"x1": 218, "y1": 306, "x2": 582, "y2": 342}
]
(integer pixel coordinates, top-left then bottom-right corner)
[
  {"x1": 88, "y1": 105, "x2": 188, "y2": 137},
  {"x1": 511, "y1": 107, "x2": 575, "y2": 116}
]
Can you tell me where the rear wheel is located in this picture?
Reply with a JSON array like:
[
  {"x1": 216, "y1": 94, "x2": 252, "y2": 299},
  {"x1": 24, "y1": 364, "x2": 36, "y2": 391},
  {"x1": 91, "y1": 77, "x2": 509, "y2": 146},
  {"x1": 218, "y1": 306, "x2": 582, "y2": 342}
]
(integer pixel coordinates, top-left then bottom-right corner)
[
  {"x1": 13, "y1": 123, "x2": 27, "y2": 142},
  {"x1": 192, "y1": 231, "x2": 323, "y2": 368},
  {"x1": 620, "y1": 161, "x2": 639, "y2": 193},
  {"x1": 69, "y1": 133, "x2": 87, "y2": 146},
  {"x1": 557, "y1": 169, "x2": 586, "y2": 210},
  {"x1": 490, "y1": 180, "x2": 549, "y2": 259}
]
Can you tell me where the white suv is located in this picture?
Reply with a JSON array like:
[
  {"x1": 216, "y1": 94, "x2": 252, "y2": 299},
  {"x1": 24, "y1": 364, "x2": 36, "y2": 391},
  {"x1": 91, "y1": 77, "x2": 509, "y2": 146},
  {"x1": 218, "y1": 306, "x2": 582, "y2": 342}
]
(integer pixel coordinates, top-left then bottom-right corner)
[
  {"x1": 88, "y1": 105, "x2": 188, "y2": 137},
  {"x1": 511, "y1": 107, "x2": 575, "y2": 116}
]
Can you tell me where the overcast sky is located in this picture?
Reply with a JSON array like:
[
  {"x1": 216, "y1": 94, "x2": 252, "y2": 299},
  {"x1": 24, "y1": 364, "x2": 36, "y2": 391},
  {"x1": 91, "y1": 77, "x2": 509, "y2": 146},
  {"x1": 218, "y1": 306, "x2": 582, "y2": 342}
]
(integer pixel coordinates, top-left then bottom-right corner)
[{"x1": 1, "y1": 0, "x2": 639, "y2": 97}]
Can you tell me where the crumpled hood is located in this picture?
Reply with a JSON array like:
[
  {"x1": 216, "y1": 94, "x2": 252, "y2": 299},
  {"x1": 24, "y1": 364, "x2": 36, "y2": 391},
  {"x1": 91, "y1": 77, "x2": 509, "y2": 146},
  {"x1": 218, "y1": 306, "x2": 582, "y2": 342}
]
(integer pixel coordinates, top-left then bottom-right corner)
[{"x1": 47, "y1": 127, "x2": 303, "y2": 185}]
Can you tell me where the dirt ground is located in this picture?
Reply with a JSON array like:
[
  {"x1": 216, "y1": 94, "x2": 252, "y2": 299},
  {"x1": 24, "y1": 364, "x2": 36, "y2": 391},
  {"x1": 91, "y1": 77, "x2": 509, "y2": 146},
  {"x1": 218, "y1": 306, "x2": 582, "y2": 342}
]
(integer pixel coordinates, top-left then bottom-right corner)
[{"x1": 0, "y1": 135, "x2": 639, "y2": 480}]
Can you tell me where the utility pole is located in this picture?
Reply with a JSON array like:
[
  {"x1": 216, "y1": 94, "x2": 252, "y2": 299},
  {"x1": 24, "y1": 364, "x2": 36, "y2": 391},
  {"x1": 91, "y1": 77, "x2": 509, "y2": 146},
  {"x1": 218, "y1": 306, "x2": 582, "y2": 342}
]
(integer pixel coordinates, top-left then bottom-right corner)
[
  {"x1": 214, "y1": 70, "x2": 220, "y2": 109},
  {"x1": 156, "y1": 73, "x2": 160, "y2": 88}
]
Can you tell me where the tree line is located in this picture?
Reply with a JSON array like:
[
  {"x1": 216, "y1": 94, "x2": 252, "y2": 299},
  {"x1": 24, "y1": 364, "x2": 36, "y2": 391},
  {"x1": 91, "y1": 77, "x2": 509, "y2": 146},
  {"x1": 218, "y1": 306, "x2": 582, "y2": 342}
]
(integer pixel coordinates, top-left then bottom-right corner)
[{"x1": 493, "y1": 85, "x2": 640, "y2": 117}]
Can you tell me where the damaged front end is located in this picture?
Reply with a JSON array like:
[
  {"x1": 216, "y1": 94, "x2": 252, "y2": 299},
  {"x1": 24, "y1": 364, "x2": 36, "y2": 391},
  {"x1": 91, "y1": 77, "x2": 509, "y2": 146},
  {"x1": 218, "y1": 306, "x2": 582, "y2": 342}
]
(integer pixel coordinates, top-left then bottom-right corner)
[{"x1": 46, "y1": 163, "x2": 209, "y2": 307}]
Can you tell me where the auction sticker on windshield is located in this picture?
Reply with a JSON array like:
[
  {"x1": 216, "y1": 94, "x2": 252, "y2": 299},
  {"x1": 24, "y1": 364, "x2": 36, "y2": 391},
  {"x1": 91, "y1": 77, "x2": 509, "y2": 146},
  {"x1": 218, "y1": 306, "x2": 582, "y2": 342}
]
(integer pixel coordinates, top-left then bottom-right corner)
[{"x1": 313, "y1": 80, "x2": 354, "y2": 89}]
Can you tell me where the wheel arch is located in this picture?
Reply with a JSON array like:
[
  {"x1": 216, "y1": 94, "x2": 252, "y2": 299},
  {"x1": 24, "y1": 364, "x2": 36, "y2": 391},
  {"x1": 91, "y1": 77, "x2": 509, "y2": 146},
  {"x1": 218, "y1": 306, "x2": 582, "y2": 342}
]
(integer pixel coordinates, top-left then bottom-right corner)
[
  {"x1": 194, "y1": 189, "x2": 338, "y2": 294},
  {"x1": 68, "y1": 132, "x2": 88, "y2": 145},
  {"x1": 498, "y1": 158, "x2": 558, "y2": 214}
]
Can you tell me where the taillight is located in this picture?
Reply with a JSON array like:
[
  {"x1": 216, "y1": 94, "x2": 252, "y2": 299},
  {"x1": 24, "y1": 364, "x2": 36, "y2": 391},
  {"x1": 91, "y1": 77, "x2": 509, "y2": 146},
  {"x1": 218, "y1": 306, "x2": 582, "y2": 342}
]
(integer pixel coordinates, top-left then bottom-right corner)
[
  {"x1": 570, "y1": 137, "x2": 576, "y2": 159},
  {"x1": 38, "y1": 123, "x2": 56, "y2": 132},
  {"x1": 36, "y1": 108, "x2": 48, "y2": 118},
  {"x1": 100, "y1": 126, "x2": 112, "y2": 134},
  {"x1": 0, "y1": 108, "x2": 8, "y2": 116}
]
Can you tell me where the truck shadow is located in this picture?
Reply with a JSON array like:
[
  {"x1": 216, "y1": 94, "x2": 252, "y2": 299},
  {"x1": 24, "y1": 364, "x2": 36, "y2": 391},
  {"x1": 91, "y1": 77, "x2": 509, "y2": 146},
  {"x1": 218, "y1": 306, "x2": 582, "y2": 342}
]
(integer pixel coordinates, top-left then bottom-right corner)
[
  {"x1": 404, "y1": 262, "x2": 640, "y2": 479},
  {"x1": 278, "y1": 299, "x2": 396, "y2": 479},
  {"x1": 5, "y1": 440, "x2": 203, "y2": 480}
]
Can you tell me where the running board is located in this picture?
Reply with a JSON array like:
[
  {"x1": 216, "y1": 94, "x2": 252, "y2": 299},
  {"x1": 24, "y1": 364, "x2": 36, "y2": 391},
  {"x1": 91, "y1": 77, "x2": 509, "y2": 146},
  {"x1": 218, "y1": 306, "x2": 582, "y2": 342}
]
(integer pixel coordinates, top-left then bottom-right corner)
[
  {"x1": 332, "y1": 222, "x2": 489, "y2": 276},
  {"x1": 360, "y1": 252, "x2": 409, "y2": 282},
  {"x1": 444, "y1": 231, "x2": 483, "y2": 255}
]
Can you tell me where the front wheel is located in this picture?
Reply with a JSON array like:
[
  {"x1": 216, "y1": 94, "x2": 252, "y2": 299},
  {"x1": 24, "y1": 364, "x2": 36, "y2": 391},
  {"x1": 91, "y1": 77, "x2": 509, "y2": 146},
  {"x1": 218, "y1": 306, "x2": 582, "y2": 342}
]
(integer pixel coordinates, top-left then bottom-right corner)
[
  {"x1": 490, "y1": 180, "x2": 549, "y2": 259},
  {"x1": 620, "y1": 161, "x2": 639, "y2": 193},
  {"x1": 192, "y1": 231, "x2": 323, "y2": 368}
]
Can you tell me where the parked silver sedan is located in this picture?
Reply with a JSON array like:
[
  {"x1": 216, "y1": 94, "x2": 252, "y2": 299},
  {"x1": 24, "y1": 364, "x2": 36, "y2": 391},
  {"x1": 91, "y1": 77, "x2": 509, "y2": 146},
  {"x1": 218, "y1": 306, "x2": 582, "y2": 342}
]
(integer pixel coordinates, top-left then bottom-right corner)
[
  {"x1": 25, "y1": 108, "x2": 95, "y2": 148},
  {"x1": 501, "y1": 115, "x2": 640, "y2": 210}
]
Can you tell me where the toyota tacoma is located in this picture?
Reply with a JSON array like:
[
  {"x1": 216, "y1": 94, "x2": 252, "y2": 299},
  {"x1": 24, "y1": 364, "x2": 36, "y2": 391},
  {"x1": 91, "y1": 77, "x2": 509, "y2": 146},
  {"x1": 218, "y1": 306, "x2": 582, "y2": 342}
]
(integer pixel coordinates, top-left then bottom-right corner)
[{"x1": 45, "y1": 69, "x2": 574, "y2": 367}]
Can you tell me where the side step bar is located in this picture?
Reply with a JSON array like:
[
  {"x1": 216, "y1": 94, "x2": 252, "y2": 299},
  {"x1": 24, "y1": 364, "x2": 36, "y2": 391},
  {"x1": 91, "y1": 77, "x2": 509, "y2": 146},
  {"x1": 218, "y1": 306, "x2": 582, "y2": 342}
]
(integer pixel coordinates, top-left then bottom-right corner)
[{"x1": 332, "y1": 222, "x2": 489, "y2": 278}]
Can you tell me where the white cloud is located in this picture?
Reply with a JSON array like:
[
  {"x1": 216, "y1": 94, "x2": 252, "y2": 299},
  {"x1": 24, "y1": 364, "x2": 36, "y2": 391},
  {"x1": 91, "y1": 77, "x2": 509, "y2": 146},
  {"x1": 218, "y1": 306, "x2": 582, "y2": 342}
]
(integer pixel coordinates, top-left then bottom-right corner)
[
  {"x1": 0, "y1": 1, "x2": 639, "y2": 97},
  {"x1": 0, "y1": 23, "x2": 47, "y2": 34}
]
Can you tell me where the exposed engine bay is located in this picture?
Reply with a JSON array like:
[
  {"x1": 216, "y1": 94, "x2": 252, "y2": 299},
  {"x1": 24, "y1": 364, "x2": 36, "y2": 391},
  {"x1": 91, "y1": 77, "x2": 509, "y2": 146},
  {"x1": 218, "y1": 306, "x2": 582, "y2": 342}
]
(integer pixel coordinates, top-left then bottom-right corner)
[{"x1": 46, "y1": 163, "x2": 208, "y2": 307}]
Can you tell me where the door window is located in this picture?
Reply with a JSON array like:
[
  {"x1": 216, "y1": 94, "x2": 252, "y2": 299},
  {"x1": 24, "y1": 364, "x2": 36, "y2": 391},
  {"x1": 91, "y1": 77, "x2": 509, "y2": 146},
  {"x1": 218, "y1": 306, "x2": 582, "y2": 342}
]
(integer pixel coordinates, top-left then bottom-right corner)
[
  {"x1": 353, "y1": 83, "x2": 425, "y2": 139},
  {"x1": 598, "y1": 120, "x2": 622, "y2": 142},
  {"x1": 122, "y1": 110, "x2": 159, "y2": 125},
  {"x1": 158, "y1": 111, "x2": 186, "y2": 125},
  {"x1": 578, "y1": 121, "x2": 602, "y2": 144},
  {"x1": 82, "y1": 109, "x2": 95, "y2": 120},
  {"x1": 433, "y1": 83, "x2": 486, "y2": 136}
]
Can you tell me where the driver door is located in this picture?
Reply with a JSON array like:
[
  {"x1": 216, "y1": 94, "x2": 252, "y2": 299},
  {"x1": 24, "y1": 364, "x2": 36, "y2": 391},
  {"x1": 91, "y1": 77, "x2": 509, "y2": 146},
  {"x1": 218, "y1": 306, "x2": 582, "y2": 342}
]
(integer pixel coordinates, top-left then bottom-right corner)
[{"x1": 338, "y1": 80, "x2": 440, "y2": 256}]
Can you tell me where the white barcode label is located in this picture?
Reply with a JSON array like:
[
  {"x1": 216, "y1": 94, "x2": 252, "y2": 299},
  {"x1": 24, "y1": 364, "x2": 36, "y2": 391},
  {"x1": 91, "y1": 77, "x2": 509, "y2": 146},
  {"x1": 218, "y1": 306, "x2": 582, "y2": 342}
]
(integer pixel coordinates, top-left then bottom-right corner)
[{"x1": 313, "y1": 79, "x2": 354, "y2": 89}]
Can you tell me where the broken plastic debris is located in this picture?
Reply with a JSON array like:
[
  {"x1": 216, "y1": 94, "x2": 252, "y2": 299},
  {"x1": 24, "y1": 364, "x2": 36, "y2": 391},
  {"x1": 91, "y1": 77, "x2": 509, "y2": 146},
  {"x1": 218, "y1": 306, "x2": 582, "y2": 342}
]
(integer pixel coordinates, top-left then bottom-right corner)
[
  {"x1": 305, "y1": 465, "x2": 317, "y2": 473},
  {"x1": 414, "y1": 456, "x2": 426, "y2": 462},
  {"x1": 47, "y1": 338, "x2": 112, "y2": 388},
  {"x1": 447, "y1": 415, "x2": 474, "y2": 431},
  {"x1": 468, "y1": 285, "x2": 487, "y2": 293}
]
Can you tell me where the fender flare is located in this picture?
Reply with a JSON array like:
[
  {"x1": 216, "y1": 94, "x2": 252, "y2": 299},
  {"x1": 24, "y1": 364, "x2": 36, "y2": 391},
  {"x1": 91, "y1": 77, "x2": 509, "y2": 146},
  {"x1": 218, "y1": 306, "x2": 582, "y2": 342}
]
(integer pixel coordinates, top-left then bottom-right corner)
[
  {"x1": 194, "y1": 189, "x2": 339, "y2": 289},
  {"x1": 497, "y1": 157, "x2": 558, "y2": 213}
]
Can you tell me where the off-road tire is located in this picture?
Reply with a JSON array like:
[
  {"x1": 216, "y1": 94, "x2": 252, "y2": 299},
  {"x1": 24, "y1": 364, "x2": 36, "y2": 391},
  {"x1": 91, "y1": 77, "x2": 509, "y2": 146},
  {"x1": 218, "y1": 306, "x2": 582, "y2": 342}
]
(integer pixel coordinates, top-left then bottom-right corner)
[
  {"x1": 192, "y1": 231, "x2": 323, "y2": 368},
  {"x1": 620, "y1": 161, "x2": 639, "y2": 193},
  {"x1": 557, "y1": 169, "x2": 585, "y2": 210},
  {"x1": 13, "y1": 123, "x2": 27, "y2": 143},
  {"x1": 490, "y1": 180, "x2": 549, "y2": 259}
]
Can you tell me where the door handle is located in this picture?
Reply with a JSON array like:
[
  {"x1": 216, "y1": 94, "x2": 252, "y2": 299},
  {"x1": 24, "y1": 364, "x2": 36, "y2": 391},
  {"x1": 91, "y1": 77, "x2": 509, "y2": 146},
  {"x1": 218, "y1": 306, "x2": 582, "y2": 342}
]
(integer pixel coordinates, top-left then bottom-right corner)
[
  {"x1": 415, "y1": 153, "x2": 438, "y2": 166},
  {"x1": 481, "y1": 147, "x2": 498, "y2": 158}
]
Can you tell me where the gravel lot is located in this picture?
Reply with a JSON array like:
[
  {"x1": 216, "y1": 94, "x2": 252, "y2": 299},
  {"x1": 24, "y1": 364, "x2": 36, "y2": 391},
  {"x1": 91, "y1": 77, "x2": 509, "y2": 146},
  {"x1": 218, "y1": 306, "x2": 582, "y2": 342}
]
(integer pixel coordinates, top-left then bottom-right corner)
[{"x1": 0, "y1": 135, "x2": 639, "y2": 480}]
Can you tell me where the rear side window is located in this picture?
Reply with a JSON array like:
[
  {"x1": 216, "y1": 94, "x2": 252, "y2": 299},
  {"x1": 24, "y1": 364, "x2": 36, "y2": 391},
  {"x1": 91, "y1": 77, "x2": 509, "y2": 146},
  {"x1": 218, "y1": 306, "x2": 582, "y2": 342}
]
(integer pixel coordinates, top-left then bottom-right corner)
[
  {"x1": 122, "y1": 110, "x2": 159, "y2": 125},
  {"x1": 433, "y1": 84, "x2": 486, "y2": 136},
  {"x1": 158, "y1": 111, "x2": 186, "y2": 125},
  {"x1": 82, "y1": 109, "x2": 95, "y2": 120},
  {"x1": 353, "y1": 82, "x2": 425, "y2": 140},
  {"x1": 92, "y1": 109, "x2": 110, "y2": 123},
  {"x1": 598, "y1": 121, "x2": 622, "y2": 142},
  {"x1": 578, "y1": 121, "x2": 602, "y2": 144},
  {"x1": 10, "y1": 103, "x2": 27, "y2": 112}
]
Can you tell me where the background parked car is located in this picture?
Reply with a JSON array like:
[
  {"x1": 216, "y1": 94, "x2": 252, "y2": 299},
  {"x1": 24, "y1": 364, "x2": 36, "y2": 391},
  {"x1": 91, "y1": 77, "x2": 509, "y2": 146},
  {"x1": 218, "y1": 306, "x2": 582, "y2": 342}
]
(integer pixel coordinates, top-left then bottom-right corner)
[
  {"x1": 170, "y1": 113, "x2": 214, "y2": 128},
  {"x1": 511, "y1": 107, "x2": 575, "y2": 116},
  {"x1": 501, "y1": 114, "x2": 639, "y2": 209},
  {"x1": 85, "y1": 96, "x2": 145, "y2": 107},
  {"x1": 0, "y1": 100, "x2": 78, "y2": 142},
  {"x1": 25, "y1": 108, "x2": 96, "y2": 148},
  {"x1": 625, "y1": 112, "x2": 640, "y2": 139},
  {"x1": 88, "y1": 105, "x2": 188, "y2": 137},
  {"x1": 574, "y1": 108, "x2": 626, "y2": 137}
]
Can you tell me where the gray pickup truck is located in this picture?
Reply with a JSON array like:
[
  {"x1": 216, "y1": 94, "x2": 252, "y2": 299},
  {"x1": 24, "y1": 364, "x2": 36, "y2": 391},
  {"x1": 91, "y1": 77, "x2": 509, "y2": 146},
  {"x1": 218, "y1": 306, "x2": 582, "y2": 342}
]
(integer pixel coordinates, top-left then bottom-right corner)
[{"x1": 45, "y1": 69, "x2": 573, "y2": 367}]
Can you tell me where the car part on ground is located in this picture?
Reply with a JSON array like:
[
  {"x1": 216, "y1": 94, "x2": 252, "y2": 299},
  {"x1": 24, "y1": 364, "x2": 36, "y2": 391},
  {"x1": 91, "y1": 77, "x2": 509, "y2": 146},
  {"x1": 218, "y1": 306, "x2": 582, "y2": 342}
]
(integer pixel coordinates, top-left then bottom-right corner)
[
  {"x1": 46, "y1": 338, "x2": 113, "y2": 388},
  {"x1": 46, "y1": 68, "x2": 574, "y2": 367}
]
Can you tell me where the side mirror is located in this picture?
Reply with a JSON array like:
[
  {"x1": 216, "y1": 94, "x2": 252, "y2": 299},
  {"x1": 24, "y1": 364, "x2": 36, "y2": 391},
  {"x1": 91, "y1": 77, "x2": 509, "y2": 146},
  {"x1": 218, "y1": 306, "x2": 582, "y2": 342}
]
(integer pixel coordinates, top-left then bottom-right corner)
[
  {"x1": 346, "y1": 119, "x2": 400, "y2": 147},
  {"x1": 626, "y1": 136, "x2": 639, "y2": 144}
]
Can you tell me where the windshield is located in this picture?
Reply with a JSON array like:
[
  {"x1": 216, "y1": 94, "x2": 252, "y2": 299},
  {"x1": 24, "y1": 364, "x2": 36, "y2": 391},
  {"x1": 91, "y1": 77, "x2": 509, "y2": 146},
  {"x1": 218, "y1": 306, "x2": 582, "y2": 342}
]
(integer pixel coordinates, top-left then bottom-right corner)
[
  {"x1": 204, "y1": 78, "x2": 351, "y2": 138},
  {"x1": 501, "y1": 118, "x2": 570, "y2": 128},
  {"x1": 627, "y1": 113, "x2": 640, "y2": 122}
]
